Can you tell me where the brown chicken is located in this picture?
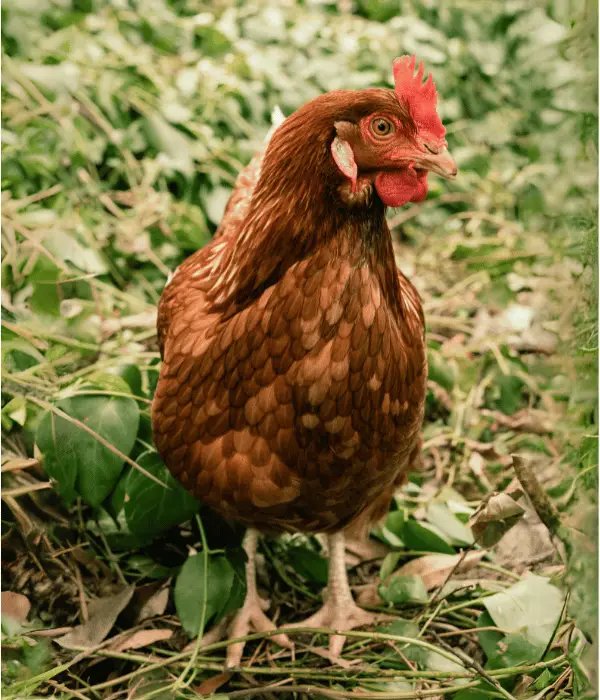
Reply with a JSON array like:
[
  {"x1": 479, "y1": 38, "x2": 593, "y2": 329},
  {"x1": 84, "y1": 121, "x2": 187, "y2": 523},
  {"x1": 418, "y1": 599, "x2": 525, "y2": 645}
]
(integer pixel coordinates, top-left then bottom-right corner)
[{"x1": 152, "y1": 55, "x2": 456, "y2": 665}]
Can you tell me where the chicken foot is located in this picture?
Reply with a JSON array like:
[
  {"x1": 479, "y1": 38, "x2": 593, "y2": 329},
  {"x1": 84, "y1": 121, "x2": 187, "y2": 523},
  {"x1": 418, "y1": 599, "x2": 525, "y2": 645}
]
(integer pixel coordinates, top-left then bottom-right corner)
[
  {"x1": 284, "y1": 531, "x2": 387, "y2": 657},
  {"x1": 223, "y1": 528, "x2": 293, "y2": 668}
]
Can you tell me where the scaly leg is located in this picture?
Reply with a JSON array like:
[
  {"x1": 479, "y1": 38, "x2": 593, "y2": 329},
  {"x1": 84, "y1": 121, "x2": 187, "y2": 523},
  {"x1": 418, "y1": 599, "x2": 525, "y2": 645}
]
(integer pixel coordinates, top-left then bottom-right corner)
[
  {"x1": 285, "y1": 531, "x2": 386, "y2": 657},
  {"x1": 224, "y1": 528, "x2": 293, "y2": 668}
]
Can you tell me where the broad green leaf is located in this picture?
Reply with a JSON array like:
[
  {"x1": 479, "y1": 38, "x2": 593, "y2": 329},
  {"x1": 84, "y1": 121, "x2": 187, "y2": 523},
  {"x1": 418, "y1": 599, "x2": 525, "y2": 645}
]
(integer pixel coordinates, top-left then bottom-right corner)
[
  {"x1": 427, "y1": 352, "x2": 455, "y2": 391},
  {"x1": 377, "y1": 619, "x2": 427, "y2": 666},
  {"x1": 378, "y1": 575, "x2": 428, "y2": 605},
  {"x1": 426, "y1": 503, "x2": 474, "y2": 546},
  {"x1": 124, "y1": 451, "x2": 199, "y2": 536},
  {"x1": 385, "y1": 509, "x2": 405, "y2": 538},
  {"x1": 36, "y1": 394, "x2": 139, "y2": 507},
  {"x1": 372, "y1": 523, "x2": 404, "y2": 548},
  {"x1": 145, "y1": 113, "x2": 193, "y2": 176},
  {"x1": 175, "y1": 553, "x2": 241, "y2": 637},
  {"x1": 2, "y1": 396, "x2": 27, "y2": 427},
  {"x1": 127, "y1": 555, "x2": 178, "y2": 580},
  {"x1": 380, "y1": 552, "x2": 402, "y2": 582},
  {"x1": 287, "y1": 546, "x2": 328, "y2": 584},
  {"x1": 483, "y1": 574, "x2": 565, "y2": 651},
  {"x1": 476, "y1": 610, "x2": 503, "y2": 659},
  {"x1": 402, "y1": 520, "x2": 455, "y2": 554},
  {"x1": 106, "y1": 364, "x2": 143, "y2": 397},
  {"x1": 485, "y1": 632, "x2": 544, "y2": 670},
  {"x1": 203, "y1": 186, "x2": 233, "y2": 226},
  {"x1": 29, "y1": 258, "x2": 61, "y2": 316},
  {"x1": 426, "y1": 649, "x2": 466, "y2": 683},
  {"x1": 43, "y1": 229, "x2": 107, "y2": 274}
]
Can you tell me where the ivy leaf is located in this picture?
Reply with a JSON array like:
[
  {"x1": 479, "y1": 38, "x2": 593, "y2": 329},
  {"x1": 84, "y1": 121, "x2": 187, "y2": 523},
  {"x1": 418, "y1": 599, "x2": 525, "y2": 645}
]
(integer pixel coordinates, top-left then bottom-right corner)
[
  {"x1": 379, "y1": 575, "x2": 429, "y2": 605},
  {"x1": 124, "y1": 451, "x2": 199, "y2": 536},
  {"x1": 483, "y1": 574, "x2": 565, "y2": 652},
  {"x1": 175, "y1": 552, "x2": 243, "y2": 637},
  {"x1": 402, "y1": 520, "x2": 455, "y2": 554},
  {"x1": 426, "y1": 503, "x2": 474, "y2": 546},
  {"x1": 36, "y1": 394, "x2": 139, "y2": 507}
]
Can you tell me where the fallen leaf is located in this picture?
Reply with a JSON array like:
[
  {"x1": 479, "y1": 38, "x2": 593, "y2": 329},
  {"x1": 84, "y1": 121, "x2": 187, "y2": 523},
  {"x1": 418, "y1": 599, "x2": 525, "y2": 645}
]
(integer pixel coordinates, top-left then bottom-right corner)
[
  {"x1": 356, "y1": 551, "x2": 485, "y2": 605},
  {"x1": 463, "y1": 438, "x2": 511, "y2": 463},
  {"x1": 138, "y1": 585, "x2": 170, "y2": 623},
  {"x1": 193, "y1": 671, "x2": 233, "y2": 695},
  {"x1": 1, "y1": 591, "x2": 31, "y2": 623},
  {"x1": 469, "y1": 491, "x2": 526, "y2": 547},
  {"x1": 55, "y1": 586, "x2": 135, "y2": 649},
  {"x1": 483, "y1": 573, "x2": 565, "y2": 650},
  {"x1": 481, "y1": 408, "x2": 554, "y2": 434},
  {"x1": 395, "y1": 551, "x2": 486, "y2": 590},
  {"x1": 110, "y1": 628, "x2": 173, "y2": 652},
  {"x1": 126, "y1": 581, "x2": 171, "y2": 625}
]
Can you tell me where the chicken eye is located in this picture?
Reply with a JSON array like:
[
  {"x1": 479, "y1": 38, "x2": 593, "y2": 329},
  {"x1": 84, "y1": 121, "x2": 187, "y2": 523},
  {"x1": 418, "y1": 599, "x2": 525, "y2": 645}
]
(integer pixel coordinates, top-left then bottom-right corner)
[{"x1": 371, "y1": 117, "x2": 394, "y2": 137}]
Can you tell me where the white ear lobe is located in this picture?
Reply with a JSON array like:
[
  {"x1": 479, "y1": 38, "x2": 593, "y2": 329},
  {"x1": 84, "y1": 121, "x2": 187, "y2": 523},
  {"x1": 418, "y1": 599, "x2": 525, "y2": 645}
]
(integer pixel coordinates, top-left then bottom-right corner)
[{"x1": 331, "y1": 136, "x2": 357, "y2": 192}]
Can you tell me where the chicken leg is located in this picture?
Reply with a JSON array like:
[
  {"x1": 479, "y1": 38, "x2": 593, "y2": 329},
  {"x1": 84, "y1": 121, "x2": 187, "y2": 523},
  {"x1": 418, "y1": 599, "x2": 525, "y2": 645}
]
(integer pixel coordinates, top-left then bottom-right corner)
[
  {"x1": 224, "y1": 528, "x2": 293, "y2": 668},
  {"x1": 284, "y1": 531, "x2": 383, "y2": 657}
]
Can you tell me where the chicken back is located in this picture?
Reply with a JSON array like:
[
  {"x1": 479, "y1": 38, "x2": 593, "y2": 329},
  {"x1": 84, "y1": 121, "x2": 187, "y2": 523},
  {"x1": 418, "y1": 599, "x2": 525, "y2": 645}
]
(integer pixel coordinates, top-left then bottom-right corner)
[{"x1": 153, "y1": 56, "x2": 455, "y2": 535}]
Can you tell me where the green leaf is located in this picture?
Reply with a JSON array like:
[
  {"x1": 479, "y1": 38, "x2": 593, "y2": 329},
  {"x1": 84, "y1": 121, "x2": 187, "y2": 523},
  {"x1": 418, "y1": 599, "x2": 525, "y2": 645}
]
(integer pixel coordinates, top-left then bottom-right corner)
[
  {"x1": 427, "y1": 352, "x2": 455, "y2": 391},
  {"x1": 43, "y1": 229, "x2": 107, "y2": 274},
  {"x1": 378, "y1": 619, "x2": 427, "y2": 667},
  {"x1": 426, "y1": 648, "x2": 466, "y2": 681},
  {"x1": 2, "y1": 396, "x2": 27, "y2": 428},
  {"x1": 493, "y1": 374, "x2": 525, "y2": 415},
  {"x1": 287, "y1": 546, "x2": 328, "y2": 584},
  {"x1": 127, "y1": 555, "x2": 178, "y2": 580},
  {"x1": 203, "y1": 186, "x2": 233, "y2": 226},
  {"x1": 36, "y1": 395, "x2": 139, "y2": 507},
  {"x1": 29, "y1": 258, "x2": 61, "y2": 316},
  {"x1": 483, "y1": 574, "x2": 565, "y2": 651},
  {"x1": 476, "y1": 610, "x2": 504, "y2": 659},
  {"x1": 485, "y1": 632, "x2": 544, "y2": 670},
  {"x1": 372, "y1": 522, "x2": 405, "y2": 548},
  {"x1": 379, "y1": 575, "x2": 428, "y2": 605},
  {"x1": 106, "y1": 364, "x2": 143, "y2": 397},
  {"x1": 402, "y1": 520, "x2": 455, "y2": 554},
  {"x1": 144, "y1": 114, "x2": 194, "y2": 176},
  {"x1": 385, "y1": 509, "x2": 405, "y2": 538},
  {"x1": 124, "y1": 452, "x2": 199, "y2": 536},
  {"x1": 380, "y1": 552, "x2": 402, "y2": 582},
  {"x1": 426, "y1": 503, "x2": 474, "y2": 546},
  {"x1": 175, "y1": 552, "x2": 241, "y2": 637}
]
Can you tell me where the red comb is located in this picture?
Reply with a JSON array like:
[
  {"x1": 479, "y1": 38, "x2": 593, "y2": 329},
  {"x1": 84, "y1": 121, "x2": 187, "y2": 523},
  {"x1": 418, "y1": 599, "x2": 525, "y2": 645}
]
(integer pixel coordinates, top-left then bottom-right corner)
[{"x1": 393, "y1": 54, "x2": 446, "y2": 144}]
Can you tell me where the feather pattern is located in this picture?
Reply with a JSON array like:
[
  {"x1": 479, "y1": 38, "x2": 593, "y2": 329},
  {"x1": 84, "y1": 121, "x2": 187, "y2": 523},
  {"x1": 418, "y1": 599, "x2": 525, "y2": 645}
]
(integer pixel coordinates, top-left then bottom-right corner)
[{"x1": 153, "y1": 89, "x2": 427, "y2": 535}]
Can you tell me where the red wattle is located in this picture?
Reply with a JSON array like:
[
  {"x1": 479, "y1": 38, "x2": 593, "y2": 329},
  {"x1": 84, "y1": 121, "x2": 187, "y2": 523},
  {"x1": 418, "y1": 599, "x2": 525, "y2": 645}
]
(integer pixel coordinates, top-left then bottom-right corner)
[{"x1": 375, "y1": 168, "x2": 428, "y2": 207}]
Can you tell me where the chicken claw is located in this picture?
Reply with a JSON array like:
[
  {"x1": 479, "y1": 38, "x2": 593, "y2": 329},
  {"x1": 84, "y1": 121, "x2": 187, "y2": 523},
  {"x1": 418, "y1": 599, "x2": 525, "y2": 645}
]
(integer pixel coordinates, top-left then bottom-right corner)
[
  {"x1": 224, "y1": 528, "x2": 293, "y2": 668},
  {"x1": 284, "y1": 531, "x2": 391, "y2": 658},
  {"x1": 225, "y1": 589, "x2": 293, "y2": 668}
]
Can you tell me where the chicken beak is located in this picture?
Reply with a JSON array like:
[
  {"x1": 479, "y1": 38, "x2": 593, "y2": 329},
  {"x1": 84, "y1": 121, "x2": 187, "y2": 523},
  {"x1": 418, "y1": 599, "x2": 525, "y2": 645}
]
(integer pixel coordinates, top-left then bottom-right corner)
[{"x1": 415, "y1": 147, "x2": 457, "y2": 180}]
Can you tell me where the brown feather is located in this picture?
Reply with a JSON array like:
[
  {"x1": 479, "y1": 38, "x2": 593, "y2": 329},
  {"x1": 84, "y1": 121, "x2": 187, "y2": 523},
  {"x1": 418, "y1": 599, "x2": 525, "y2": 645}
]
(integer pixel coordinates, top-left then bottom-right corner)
[{"x1": 152, "y1": 88, "x2": 426, "y2": 534}]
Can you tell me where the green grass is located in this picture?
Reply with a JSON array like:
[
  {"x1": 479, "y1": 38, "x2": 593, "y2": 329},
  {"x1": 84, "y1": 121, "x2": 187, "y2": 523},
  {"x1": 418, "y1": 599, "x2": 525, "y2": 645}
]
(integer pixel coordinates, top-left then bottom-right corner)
[{"x1": 1, "y1": 0, "x2": 597, "y2": 697}]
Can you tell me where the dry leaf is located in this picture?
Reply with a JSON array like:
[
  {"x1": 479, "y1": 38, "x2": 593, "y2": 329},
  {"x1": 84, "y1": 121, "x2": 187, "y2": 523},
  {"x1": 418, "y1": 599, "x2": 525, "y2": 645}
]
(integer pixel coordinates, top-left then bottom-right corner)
[
  {"x1": 356, "y1": 551, "x2": 485, "y2": 605},
  {"x1": 55, "y1": 586, "x2": 135, "y2": 649},
  {"x1": 137, "y1": 585, "x2": 169, "y2": 623},
  {"x1": 481, "y1": 408, "x2": 554, "y2": 434},
  {"x1": 193, "y1": 671, "x2": 233, "y2": 695},
  {"x1": 1, "y1": 591, "x2": 31, "y2": 623},
  {"x1": 110, "y1": 628, "x2": 173, "y2": 652},
  {"x1": 467, "y1": 451, "x2": 493, "y2": 489},
  {"x1": 393, "y1": 551, "x2": 486, "y2": 589},
  {"x1": 469, "y1": 491, "x2": 526, "y2": 547},
  {"x1": 463, "y1": 438, "x2": 512, "y2": 465}
]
